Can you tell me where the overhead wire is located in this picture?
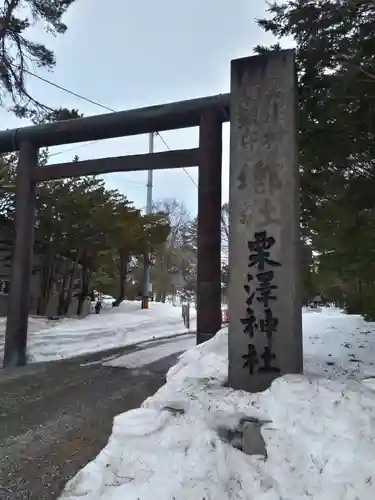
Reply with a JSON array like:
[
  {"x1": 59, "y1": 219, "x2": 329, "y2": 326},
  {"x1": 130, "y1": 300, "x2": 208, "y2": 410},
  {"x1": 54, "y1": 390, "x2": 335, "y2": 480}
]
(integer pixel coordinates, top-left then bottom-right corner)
[
  {"x1": 26, "y1": 68, "x2": 197, "y2": 186},
  {"x1": 21, "y1": 66, "x2": 231, "y2": 255},
  {"x1": 24, "y1": 67, "x2": 116, "y2": 113},
  {"x1": 25, "y1": 68, "x2": 215, "y2": 212},
  {"x1": 154, "y1": 131, "x2": 198, "y2": 187}
]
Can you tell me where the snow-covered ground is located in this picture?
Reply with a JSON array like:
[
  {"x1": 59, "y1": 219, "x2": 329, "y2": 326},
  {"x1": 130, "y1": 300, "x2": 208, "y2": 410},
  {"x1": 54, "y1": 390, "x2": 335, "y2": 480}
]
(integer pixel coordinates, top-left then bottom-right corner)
[
  {"x1": 0, "y1": 300, "x2": 196, "y2": 363},
  {"x1": 60, "y1": 307, "x2": 375, "y2": 499},
  {"x1": 103, "y1": 334, "x2": 196, "y2": 369},
  {"x1": 303, "y1": 306, "x2": 375, "y2": 379}
]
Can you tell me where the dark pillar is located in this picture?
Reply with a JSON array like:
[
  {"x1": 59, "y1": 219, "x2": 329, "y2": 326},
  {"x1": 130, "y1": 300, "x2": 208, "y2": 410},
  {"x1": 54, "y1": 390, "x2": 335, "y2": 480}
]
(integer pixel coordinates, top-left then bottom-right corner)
[
  {"x1": 3, "y1": 142, "x2": 38, "y2": 368},
  {"x1": 196, "y1": 113, "x2": 222, "y2": 344}
]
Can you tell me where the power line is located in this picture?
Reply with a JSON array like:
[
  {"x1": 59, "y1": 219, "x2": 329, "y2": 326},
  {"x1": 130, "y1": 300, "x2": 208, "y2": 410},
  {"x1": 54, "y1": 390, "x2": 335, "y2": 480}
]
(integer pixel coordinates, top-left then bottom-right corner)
[
  {"x1": 155, "y1": 132, "x2": 198, "y2": 187},
  {"x1": 24, "y1": 68, "x2": 116, "y2": 159},
  {"x1": 155, "y1": 131, "x2": 226, "y2": 228},
  {"x1": 24, "y1": 68, "x2": 116, "y2": 113},
  {"x1": 29, "y1": 69, "x2": 226, "y2": 233},
  {"x1": 24, "y1": 69, "x2": 215, "y2": 236},
  {"x1": 26, "y1": 68, "x2": 199, "y2": 188},
  {"x1": 48, "y1": 141, "x2": 101, "y2": 158}
]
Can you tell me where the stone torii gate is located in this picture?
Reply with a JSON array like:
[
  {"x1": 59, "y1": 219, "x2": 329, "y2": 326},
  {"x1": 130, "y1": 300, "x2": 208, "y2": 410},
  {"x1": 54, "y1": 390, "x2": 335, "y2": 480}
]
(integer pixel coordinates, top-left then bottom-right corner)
[
  {"x1": 0, "y1": 96, "x2": 226, "y2": 368},
  {"x1": 0, "y1": 50, "x2": 302, "y2": 393}
]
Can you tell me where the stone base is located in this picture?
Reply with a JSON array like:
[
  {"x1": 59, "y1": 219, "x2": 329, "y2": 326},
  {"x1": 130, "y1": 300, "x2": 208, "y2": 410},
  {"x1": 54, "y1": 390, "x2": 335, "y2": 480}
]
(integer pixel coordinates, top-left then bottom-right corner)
[{"x1": 218, "y1": 416, "x2": 270, "y2": 457}]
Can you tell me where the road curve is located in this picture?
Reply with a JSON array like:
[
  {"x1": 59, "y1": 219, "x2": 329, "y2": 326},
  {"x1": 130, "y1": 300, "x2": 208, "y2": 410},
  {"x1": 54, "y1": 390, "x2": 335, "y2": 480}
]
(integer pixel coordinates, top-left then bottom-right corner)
[{"x1": 0, "y1": 336, "x2": 189, "y2": 499}]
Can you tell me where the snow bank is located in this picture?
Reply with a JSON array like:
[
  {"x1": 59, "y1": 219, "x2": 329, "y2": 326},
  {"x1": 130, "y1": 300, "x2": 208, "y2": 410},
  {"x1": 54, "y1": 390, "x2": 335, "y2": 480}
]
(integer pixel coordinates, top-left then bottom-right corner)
[
  {"x1": 60, "y1": 309, "x2": 375, "y2": 499},
  {"x1": 0, "y1": 300, "x2": 195, "y2": 363},
  {"x1": 0, "y1": 315, "x2": 69, "y2": 360}
]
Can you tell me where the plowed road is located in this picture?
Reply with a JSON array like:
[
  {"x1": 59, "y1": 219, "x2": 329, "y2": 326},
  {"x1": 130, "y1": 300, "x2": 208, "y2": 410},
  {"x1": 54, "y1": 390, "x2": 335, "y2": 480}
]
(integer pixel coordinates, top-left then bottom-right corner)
[{"x1": 0, "y1": 334, "x2": 194, "y2": 499}]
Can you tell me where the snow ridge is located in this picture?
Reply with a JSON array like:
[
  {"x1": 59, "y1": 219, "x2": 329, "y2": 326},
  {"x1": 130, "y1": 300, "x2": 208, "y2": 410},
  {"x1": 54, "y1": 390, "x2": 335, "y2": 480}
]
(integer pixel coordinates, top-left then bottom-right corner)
[{"x1": 61, "y1": 310, "x2": 375, "y2": 499}]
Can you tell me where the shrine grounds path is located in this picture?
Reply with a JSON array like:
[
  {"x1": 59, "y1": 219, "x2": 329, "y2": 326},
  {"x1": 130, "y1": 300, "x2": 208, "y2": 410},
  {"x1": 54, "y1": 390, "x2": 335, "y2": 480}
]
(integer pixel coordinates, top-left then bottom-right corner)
[{"x1": 0, "y1": 335, "x2": 190, "y2": 499}]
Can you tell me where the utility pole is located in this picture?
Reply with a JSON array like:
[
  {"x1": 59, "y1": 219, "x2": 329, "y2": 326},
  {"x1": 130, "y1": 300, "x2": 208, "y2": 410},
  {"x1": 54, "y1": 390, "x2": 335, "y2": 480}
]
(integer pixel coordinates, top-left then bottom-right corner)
[{"x1": 141, "y1": 132, "x2": 154, "y2": 309}]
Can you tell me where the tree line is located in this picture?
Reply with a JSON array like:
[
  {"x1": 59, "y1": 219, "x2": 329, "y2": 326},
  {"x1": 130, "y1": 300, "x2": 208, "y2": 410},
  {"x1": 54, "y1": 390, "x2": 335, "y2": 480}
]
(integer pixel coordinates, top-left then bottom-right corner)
[
  {"x1": 0, "y1": 141, "x2": 172, "y2": 315},
  {"x1": 257, "y1": 0, "x2": 375, "y2": 319},
  {"x1": 0, "y1": 124, "x2": 227, "y2": 315},
  {"x1": 2, "y1": 0, "x2": 375, "y2": 318}
]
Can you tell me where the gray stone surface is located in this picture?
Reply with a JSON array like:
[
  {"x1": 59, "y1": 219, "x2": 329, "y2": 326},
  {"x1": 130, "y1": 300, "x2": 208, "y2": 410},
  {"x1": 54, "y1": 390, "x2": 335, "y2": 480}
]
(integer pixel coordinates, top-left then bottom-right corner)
[
  {"x1": 241, "y1": 421, "x2": 267, "y2": 457},
  {"x1": 228, "y1": 50, "x2": 302, "y2": 392}
]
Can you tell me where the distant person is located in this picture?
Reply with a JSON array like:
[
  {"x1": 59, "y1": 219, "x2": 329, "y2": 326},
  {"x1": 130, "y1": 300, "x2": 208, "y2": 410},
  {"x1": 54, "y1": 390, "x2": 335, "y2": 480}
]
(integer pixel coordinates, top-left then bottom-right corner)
[
  {"x1": 182, "y1": 302, "x2": 190, "y2": 328},
  {"x1": 95, "y1": 298, "x2": 102, "y2": 314},
  {"x1": 312, "y1": 295, "x2": 322, "y2": 309}
]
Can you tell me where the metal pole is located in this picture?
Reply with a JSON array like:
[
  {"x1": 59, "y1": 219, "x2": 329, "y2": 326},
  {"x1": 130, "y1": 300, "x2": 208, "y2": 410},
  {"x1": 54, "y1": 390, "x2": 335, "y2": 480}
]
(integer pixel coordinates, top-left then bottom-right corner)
[
  {"x1": 147, "y1": 133, "x2": 154, "y2": 213},
  {"x1": 141, "y1": 132, "x2": 154, "y2": 309}
]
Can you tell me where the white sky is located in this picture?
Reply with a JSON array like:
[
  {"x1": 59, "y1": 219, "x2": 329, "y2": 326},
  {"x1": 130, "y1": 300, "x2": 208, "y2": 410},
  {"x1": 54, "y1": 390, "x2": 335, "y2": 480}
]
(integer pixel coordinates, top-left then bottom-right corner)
[{"x1": 0, "y1": 0, "x2": 285, "y2": 215}]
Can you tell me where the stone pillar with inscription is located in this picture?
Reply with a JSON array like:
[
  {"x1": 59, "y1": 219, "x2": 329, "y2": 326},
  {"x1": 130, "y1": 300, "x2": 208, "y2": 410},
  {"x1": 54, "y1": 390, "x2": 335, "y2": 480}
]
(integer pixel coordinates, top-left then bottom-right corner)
[{"x1": 228, "y1": 50, "x2": 302, "y2": 392}]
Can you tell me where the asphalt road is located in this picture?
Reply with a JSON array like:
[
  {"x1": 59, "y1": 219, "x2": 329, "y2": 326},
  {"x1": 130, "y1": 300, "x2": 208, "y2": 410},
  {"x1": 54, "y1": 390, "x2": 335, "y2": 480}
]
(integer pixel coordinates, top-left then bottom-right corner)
[{"x1": 0, "y1": 334, "x2": 193, "y2": 499}]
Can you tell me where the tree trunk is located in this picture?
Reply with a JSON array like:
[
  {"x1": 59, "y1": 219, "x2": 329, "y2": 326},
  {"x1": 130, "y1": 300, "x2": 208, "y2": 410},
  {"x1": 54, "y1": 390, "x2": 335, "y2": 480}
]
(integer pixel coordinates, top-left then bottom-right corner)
[
  {"x1": 57, "y1": 264, "x2": 70, "y2": 316},
  {"x1": 57, "y1": 252, "x2": 80, "y2": 316},
  {"x1": 37, "y1": 293, "x2": 50, "y2": 316},
  {"x1": 77, "y1": 266, "x2": 91, "y2": 316},
  {"x1": 154, "y1": 257, "x2": 168, "y2": 302},
  {"x1": 62, "y1": 251, "x2": 81, "y2": 315},
  {"x1": 113, "y1": 250, "x2": 129, "y2": 307},
  {"x1": 37, "y1": 253, "x2": 55, "y2": 316}
]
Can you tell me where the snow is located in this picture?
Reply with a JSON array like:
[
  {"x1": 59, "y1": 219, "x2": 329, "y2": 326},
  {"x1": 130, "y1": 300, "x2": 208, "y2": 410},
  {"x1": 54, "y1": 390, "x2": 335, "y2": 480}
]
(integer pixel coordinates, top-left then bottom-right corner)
[
  {"x1": 0, "y1": 315, "x2": 69, "y2": 359},
  {"x1": 303, "y1": 306, "x2": 375, "y2": 379},
  {"x1": 60, "y1": 307, "x2": 375, "y2": 500},
  {"x1": 103, "y1": 335, "x2": 195, "y2": 369},
  {"x1": 0, "y1": 300, "x2": 196, "y2": 363}
]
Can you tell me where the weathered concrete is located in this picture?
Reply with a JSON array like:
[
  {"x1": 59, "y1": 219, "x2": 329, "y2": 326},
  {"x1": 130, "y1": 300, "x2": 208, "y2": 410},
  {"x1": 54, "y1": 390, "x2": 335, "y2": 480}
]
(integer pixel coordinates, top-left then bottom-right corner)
[{"x1": 228, "y1": 50, "x2": 302, "y2": 392}]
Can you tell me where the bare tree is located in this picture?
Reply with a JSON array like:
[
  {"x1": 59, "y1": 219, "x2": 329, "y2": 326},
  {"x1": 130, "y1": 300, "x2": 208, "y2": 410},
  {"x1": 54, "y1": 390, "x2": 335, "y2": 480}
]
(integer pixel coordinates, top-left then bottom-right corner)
[
  {"x1": 151, "y1": 199, "x2": 193, "y2": 301},
  {"x1": 153, "y1": 199, "x2": 190, "y2": 246}
]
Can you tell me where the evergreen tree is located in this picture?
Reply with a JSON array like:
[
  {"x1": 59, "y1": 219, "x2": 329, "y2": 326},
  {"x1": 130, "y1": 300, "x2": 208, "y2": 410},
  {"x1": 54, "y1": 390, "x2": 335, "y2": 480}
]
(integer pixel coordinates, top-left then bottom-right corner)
[
  {"x1": 0, "y1": 0, "x2": 77, "y2": 117},
  {"x1": 257, "y1": 0, "x2": 375, "y2": 317}
]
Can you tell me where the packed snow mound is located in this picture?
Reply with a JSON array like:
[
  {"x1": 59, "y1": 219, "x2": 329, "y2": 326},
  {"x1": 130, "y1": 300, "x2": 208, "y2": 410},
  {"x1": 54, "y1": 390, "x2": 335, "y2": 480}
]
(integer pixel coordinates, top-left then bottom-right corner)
[{"x1": 61, "y1": 309, "x2": 375, "y2": 499}]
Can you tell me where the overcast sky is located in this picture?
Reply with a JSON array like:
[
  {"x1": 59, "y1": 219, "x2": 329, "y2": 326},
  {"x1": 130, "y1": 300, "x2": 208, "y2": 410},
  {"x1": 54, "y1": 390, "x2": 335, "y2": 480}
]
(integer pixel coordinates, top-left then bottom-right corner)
[{"x1": 1, "y1": 0, "x2": 283, "y2": 215}]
